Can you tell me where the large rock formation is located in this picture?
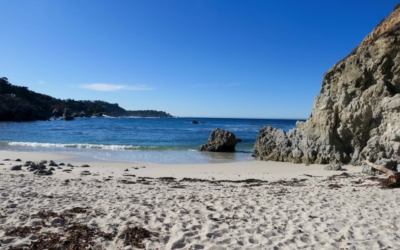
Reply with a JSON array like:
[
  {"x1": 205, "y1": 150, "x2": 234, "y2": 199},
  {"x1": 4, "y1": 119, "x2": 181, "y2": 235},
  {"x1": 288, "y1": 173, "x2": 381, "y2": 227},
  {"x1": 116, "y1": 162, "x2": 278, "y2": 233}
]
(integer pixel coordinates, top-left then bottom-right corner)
[
  {"x1": 254, "y1": 5, "x2": 400, "y2": 166},
  {"x1": 198, "y1": 128, "x2": 238, "y2": 152}
]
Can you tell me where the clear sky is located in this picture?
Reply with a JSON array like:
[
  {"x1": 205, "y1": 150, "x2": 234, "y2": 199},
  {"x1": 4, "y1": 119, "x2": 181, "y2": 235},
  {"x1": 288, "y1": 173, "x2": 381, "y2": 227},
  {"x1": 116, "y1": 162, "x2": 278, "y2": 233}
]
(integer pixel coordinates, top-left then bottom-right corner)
[{"x1": 0, "y1": 1, "x2": 398, "y2": 119}]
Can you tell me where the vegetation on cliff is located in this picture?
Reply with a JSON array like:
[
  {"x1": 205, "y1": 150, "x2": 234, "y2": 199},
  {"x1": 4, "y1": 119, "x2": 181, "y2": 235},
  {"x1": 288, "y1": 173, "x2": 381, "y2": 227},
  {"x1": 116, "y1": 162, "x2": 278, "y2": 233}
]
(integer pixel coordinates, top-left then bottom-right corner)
[{"x1": 0, "y1": 77, "x2": 173, "y2": 121}]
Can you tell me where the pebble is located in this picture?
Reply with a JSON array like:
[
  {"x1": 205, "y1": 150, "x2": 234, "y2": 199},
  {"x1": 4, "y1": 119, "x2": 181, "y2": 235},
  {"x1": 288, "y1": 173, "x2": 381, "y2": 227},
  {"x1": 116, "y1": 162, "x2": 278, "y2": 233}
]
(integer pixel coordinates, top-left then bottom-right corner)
[
  {"x1": 80, "y1": 170, "x2": 91, "y2": 176},
  {"x1": 81, "y1": 164, "x2": 90, "y2": 168},
  {"x1": 15, "y1": 159, "x2": 21, "y2": 162},
  {"x1": 24, "y1": 161, "x2": 33, "y2": 166},
  {"x1": 34, "y1": 169, "x2": 53, "y2": 176},
  {"x1": 49, "y1": 160, "x2": 58, "y2": 167}
]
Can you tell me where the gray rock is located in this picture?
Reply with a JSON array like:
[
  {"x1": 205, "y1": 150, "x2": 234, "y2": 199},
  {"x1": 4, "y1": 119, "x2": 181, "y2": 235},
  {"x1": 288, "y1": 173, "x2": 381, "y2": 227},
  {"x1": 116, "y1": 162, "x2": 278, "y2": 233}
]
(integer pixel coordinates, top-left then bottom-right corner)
[
  {"x1": 80, "y1": 170, "x2": 91, "y2": 175},
  {"x1": 198, "y1": 128, "x2": 238, "y2": 152},
  {"x1": 62, "y1": 169, "x2": 72, "y2": 172},
  {"x1": 67, "y1": 163, "x2": 74, "y2": 167},
  {"x1": 24, "y1": 161, "x2": 33, "y2": 166},
  {"x1": 48, "y1": 160, "x2": 58, "y2": 167},
  {"x1": 33, "y1": 169, "x2": 53, "y2": 176},
  {"x1": 51, "y1": 217, "x2": 64, "y2": 224},
  {"x1": 81, "y1": 164, "x2": 90, "y2": 168},
  {"x1": 254, "y1": 8, "x2": 400, "y2": 166},
  {"x1": 324, "y1": 163, "x2": 343, "y2": 171},
  {"x1": 10, "y1": 165, "x2": 22, "y2": 171},
  {"x1": 15, "y1": 159, "x2": 21, "y2": 162},
  {"x1": 28, "y1": 163, "x2": 39, "y2": 169},
  {"x1": 59, "y1": 163, "x2": 65, "y2": 166},
  {"x1": 0, "y1": 163, "x2": 4, "y2": 165},
  {"x1": 39, "y1": 160, "x2": 47, "y2": 165}
]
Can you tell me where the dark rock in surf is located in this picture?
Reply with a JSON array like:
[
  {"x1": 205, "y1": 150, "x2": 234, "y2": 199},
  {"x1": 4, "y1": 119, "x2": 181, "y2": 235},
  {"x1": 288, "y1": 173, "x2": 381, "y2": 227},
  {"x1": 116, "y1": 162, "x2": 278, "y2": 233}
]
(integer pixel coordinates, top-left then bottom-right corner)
[{"x1": 198, "y1": 128, "x2": 238, "y2": 152}]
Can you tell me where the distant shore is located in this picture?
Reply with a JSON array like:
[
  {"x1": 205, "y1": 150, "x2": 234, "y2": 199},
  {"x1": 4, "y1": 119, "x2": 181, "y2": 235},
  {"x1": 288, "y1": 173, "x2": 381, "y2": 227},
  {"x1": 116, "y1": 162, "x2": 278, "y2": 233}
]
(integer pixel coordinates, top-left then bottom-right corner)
[{"x1": 1, "y1": 150, "x2": 400, "y2": 249}]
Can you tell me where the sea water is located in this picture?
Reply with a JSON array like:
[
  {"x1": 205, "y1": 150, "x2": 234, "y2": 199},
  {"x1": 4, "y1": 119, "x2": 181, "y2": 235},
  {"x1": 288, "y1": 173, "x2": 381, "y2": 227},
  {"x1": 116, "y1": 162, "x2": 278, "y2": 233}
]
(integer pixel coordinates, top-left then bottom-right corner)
[{"x1": 0, "y1": 117, "x2": 300, "y2": 164}]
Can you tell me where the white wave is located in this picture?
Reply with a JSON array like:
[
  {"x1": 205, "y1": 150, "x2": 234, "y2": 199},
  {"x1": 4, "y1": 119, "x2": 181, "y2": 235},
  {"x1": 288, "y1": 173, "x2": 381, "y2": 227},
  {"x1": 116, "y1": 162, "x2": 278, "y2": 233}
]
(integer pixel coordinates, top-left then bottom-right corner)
[
  {"x1": 102, "y1": 115, "x2": 117, "y2": 118},
  {"x1": 8, "y1": 142, "x2": 140, "y2": 150}
]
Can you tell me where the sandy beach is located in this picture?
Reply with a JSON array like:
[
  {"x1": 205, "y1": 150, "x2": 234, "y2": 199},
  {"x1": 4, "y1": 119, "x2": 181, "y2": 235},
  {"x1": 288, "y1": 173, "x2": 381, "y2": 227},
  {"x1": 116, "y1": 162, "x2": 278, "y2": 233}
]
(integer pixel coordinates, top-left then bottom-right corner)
[{"x1": 1, "y1": 150, "x2": 400, "y2": 250}]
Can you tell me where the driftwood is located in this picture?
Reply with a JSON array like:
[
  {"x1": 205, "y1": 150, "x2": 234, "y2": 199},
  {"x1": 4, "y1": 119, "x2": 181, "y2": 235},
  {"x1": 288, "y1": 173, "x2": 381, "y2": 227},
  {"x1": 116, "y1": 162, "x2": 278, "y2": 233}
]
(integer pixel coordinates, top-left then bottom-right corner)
[{"x1": 365, "y1": 160, "x2": 400, "y2": 187}]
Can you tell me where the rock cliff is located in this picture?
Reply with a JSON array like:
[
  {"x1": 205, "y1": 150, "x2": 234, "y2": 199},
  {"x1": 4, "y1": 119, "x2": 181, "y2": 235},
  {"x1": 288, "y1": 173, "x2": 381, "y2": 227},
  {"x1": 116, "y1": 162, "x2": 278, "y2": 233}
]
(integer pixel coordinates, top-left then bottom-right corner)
[{"x1": 254, "y1": 5, "x2": 400, "y2": 165}]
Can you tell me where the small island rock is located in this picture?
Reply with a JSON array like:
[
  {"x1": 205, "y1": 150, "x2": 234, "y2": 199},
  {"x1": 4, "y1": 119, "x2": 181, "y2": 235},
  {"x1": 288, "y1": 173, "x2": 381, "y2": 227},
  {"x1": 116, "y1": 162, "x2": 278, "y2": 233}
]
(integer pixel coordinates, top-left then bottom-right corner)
[{"x1": 198, "y1": 128, "x2": 238, "y2": 152}]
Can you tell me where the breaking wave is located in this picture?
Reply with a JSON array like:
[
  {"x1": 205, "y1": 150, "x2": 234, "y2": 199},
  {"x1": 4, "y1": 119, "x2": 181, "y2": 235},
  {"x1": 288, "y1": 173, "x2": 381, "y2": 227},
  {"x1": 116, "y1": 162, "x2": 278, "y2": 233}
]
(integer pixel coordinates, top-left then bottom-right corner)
[{"x1": 5, "y1": 142, "x2": 192, "y2": 151}]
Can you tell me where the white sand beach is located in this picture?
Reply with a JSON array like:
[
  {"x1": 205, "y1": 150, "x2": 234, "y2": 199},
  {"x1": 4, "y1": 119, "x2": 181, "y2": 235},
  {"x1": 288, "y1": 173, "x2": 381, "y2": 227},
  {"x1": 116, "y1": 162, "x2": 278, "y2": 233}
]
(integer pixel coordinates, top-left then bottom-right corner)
[{"x1": 1, "y1": 150, "x2": 400, "y2": 249}]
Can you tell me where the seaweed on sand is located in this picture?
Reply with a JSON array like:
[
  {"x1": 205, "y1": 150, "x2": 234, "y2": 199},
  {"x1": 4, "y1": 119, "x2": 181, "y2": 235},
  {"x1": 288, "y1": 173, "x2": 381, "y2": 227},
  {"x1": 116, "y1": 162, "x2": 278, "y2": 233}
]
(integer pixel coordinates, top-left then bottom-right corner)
[
  {"x1": 119, "y1": 226, "x2": 159, "y2": 249},
  {"x1": 5, "y1": 226, "x2": 42, "y2": 237}
]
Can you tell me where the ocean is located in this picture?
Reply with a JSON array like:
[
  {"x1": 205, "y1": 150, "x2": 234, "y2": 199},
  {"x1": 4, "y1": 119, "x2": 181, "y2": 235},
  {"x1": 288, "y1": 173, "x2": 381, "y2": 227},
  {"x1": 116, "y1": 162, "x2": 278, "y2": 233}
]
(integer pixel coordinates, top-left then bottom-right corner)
[{"x1": 0, "y1": 117, "x2": 300, "y2": 164}]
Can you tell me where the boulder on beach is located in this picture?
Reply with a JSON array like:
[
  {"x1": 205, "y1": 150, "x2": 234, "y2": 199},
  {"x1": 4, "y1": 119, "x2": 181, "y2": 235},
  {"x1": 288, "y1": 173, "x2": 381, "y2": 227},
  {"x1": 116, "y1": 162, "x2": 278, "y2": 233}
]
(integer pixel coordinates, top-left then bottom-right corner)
[
  {"x1": 10, "y1": 165, "x2": 22, "y2": 171},
  {"x1": 324, "y1": 163, "x2": 343, "y2": 171},
  {"x1": 198, "y1": 128, "x2": 238, "y2": 152}
]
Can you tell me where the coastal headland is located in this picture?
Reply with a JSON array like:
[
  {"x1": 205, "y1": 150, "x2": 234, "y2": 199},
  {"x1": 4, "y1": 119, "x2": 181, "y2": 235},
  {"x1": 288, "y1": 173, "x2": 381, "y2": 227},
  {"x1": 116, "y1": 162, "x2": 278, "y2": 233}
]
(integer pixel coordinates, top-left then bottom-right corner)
[{"x1": 0, "y1": 77, "x2": 173, "y2": 121}]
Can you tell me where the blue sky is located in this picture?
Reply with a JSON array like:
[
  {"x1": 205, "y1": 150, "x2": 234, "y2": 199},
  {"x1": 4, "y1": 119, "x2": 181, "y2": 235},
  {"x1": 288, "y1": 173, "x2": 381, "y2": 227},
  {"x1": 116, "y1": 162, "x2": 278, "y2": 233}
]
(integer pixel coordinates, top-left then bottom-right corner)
[{"x1": 0, "y1": 1, "x2": 398, "y2": 118}]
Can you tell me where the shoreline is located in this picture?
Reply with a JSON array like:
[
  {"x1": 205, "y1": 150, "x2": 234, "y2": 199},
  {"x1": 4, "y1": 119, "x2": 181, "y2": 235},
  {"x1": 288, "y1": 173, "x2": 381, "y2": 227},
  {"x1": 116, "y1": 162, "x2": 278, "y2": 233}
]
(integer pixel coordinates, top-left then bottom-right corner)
[
  {"x1": 0, "y1": 150, "x2": 362, "y2": 181},
  {"x1": 1, "y1": 150, "x2": 400, "y2": 249}
]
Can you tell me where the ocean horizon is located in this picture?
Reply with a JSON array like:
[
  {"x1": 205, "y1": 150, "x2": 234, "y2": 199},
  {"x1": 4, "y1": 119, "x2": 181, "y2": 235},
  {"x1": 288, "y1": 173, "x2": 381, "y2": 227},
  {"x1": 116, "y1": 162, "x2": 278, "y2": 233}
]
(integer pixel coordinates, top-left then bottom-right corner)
[{"x1": 0, "y1": 117, "x2": 301, "y2": 164}]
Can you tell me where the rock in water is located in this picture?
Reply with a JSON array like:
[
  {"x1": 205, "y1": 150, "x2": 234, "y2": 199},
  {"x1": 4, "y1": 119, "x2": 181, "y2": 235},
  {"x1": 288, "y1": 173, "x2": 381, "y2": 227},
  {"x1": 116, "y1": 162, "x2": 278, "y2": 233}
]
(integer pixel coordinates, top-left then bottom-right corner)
[
  {"x1": 198, "y1": 128, "x2": 238, "y2": 152},
  {"x1": 254, "y1": 6, "x2": 400, "y2": 165}
]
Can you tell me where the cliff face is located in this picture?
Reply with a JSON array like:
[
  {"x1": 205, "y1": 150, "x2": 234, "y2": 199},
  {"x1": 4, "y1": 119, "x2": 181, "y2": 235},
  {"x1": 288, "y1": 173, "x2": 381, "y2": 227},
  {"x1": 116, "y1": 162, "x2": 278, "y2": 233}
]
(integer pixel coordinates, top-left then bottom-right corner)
[{"x1": 254, "y1": 6, "x2": 400, "y2": 165}]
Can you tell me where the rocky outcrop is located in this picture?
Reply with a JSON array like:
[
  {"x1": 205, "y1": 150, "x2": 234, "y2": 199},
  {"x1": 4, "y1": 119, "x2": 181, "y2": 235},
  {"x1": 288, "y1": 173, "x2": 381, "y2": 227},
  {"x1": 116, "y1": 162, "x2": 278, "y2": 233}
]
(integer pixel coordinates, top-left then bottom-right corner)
[
  {"x1": 198, "y1": 128, "x2": 238, "y2": 152},
  {"x1": 254, "y1": 5, "x2": 400, "y2": 166},
  {"x1": 0, "y1": 95, "x2": 48, "y2": 121}
]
